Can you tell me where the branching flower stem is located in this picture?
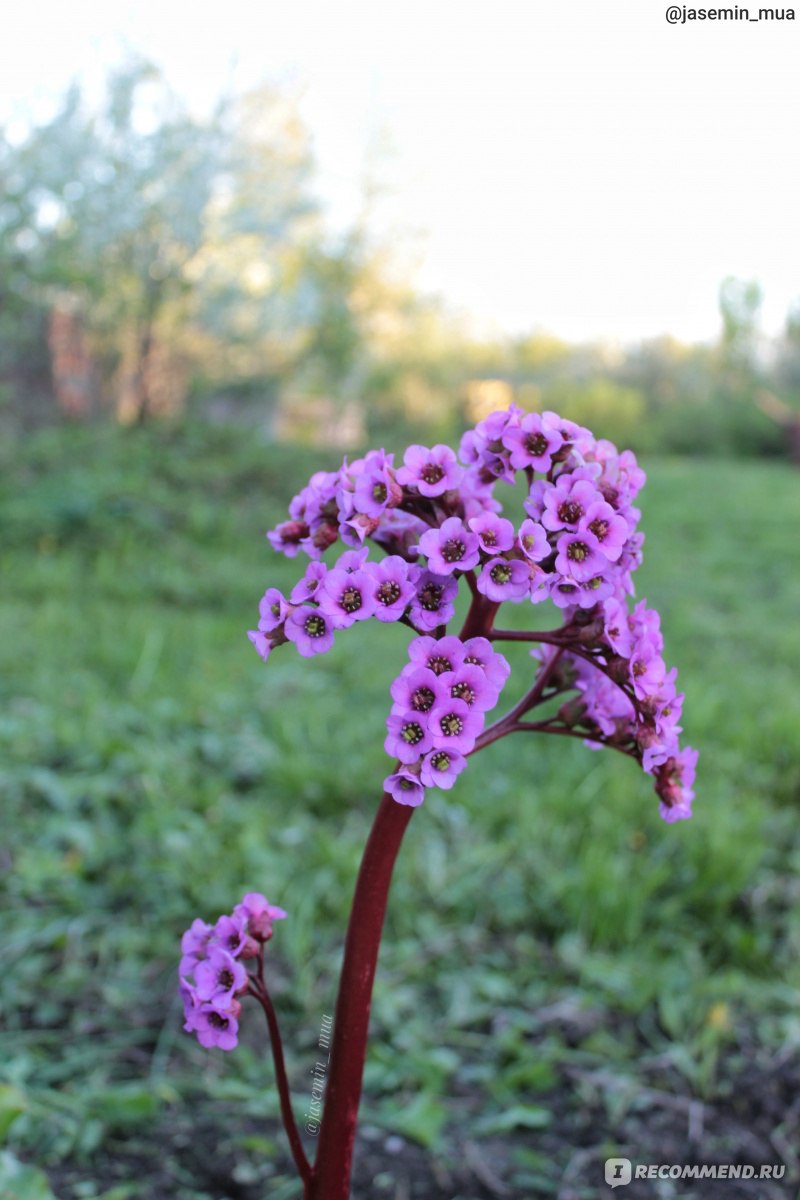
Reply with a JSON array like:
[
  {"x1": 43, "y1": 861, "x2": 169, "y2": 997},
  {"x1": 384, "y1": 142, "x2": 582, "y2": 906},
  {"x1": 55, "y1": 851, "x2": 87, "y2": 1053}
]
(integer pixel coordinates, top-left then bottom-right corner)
[
  {"x1": 249, "y1": 957, "x2": 313, "y2": 1189},
  {"x1": 513, "y1": 720, "x2": 639, "y2": 759},
  {"x1": 259, "y1": 593, "x2": 643, "y2": 1196}
]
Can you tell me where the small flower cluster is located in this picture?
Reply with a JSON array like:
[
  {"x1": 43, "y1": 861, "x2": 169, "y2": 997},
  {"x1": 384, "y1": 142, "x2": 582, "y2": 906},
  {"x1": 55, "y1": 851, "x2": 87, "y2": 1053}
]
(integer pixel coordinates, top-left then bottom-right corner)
[
  {"x1": 383, "y1": 635, "x2": 510, "y2": 806},
  {"x1": 250, "y1": 408, "x2": 697, "y2": 821},
  {"x1": 179, "y1": 893, "x2": 286, "y2": 1050}
]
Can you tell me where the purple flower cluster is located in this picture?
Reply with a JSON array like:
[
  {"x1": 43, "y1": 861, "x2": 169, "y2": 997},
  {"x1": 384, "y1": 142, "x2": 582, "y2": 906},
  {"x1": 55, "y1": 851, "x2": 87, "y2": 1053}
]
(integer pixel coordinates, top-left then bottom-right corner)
[
  {"x1": 179, "y1": 893, "x2": 286, "y2": 1050},
  {"x1": 251, "y1": 406, "x2": 697, "y2": 821},
  {"x1": 383, "y1": 635, "x2": 510, "y2": 806}
]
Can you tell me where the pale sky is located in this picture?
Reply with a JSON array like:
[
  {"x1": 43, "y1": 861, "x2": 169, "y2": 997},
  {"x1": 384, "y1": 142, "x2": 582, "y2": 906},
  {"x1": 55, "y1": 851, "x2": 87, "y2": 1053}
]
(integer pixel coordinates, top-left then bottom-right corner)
[{"x1": 3, "y1": 0, "x2": 799, "y2": 343}]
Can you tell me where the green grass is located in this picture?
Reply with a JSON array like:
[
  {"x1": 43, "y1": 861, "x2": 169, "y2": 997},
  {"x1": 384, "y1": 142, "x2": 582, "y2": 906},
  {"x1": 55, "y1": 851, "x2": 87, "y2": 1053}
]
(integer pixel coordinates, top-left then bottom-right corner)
[{"x1": 1, "y1": 423, "x2": 799, "y2": 1196}]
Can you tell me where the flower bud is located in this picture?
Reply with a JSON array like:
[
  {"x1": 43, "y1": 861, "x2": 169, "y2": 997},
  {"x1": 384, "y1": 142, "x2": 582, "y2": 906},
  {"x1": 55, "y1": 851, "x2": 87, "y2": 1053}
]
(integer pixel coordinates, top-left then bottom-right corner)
[
  {"x1": 249, "y1": 911, "x2": 274, "y2": 940},
  {"x1": 635, "y1": 722, "x2": 659, "y2": 750},
  {"x1": 311, "y1": 522, "x2": 339, "y2": 553},
  {"x1": 558, "y1": 697, "x2": 587, "y2": 726},
  {"x1": 577, "y1": 618, "x2": 605, "y2": 645},
  {"x1": 239, "y1": 935, "x2": 261, "y2": 959},
  {"x1": 606, "y1": 655, "x2": 630, "y2": 684}
]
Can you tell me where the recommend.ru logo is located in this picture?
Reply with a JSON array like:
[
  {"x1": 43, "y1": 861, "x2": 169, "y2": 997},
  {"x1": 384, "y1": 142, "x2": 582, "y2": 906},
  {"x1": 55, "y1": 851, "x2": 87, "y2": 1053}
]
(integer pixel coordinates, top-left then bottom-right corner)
[{"x1": 605, "y1": 1158, "x2": 632, "y2": 1188}]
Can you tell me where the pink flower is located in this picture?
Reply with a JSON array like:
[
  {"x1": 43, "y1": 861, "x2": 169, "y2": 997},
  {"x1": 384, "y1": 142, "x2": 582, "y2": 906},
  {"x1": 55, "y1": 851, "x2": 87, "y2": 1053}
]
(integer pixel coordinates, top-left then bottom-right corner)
[
  {"x1": 419, "y1": 748, "x2": 467, "y2": 790},
  {"x1": 542, "y1": 477, "x2": 601, "y2": 532},
  {"x1": 195, "y1": 948, "x2": 247, "y2": 1006},
  {"x1": 184, "y1": 1001, "x2": 240, "y2": 1051},
  {"x1": 397, "y1": 443, "x2": 462, "y2": 497},
  {"x1": 384, "y1": 769, "x2": 426, "y2": 807},
  {"x1": 408, "y1": 569, "x2": 458, "y2": 631},
  {"x1": 476, "y1": 557, "x2": 530, "y2": 601},
  {"x1": 235, "y1": 892, "x2": 287, "y2": 940},
  {"x1": 554, "y1": 531, "x2": 606, "y2": 583},
  {"x1": 385, "y1": 709, "x2": 435, "y2": 764},
  {"x1": 407, "y1": 635, "x2": 466, "y2": 676},
  {"x1": 517, "y1": 519, "x2": 550, "y2": 562},
  {"x1": 501, "y1": 412, "x2": 561, "y2": 472},
  {"x1": 317, "y1": 568, "x2": 377, "y2": 628},
  {"x1": 247, "y1": 630, "x2": 273, "y2": 663},
  {"x1": 579, "y1": 500, "x2": 629, "y2": 562},
  {"x1": 467, "y1": 513, "x2": 515, "y2": 554},
  {"x1": 285, "y1": 607, "x2": 335, "y2": 657},
  {"x1": 419, "y1": 518, "x2": 481, "y2": 575},
  {"x1": 428, "y1": 699, "x2": 484, "y2": 754},
  {"x1": 390, "y1": 667, "x2": 448, "y2": 716}
]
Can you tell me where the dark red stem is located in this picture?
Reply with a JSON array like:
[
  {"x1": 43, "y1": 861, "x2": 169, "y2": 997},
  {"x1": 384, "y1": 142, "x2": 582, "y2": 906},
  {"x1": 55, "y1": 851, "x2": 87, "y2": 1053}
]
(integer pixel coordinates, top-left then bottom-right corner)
[
  {"x1": 514, "y1": 720, "x2": 639, "y2": 759},
  {"x1": 459, "y1": 594, "x2": 499, "y2": 640},
  {"x1": 309, "y1": 794, "x2": 414, "y2": 1200},
  {"x1": 490, "y1": 627, "x2": 638, "y2": 706},
  {"x1": 253, "y1": 974, "x2": 313, "y2": 1188},
  {"x1": 490, "y1": 627, "x2": 570, "y2": 644}
]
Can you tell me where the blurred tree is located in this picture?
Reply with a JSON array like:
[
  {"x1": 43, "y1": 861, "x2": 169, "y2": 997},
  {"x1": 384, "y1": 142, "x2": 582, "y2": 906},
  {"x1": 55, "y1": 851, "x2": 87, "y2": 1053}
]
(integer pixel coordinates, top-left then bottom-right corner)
[
  {"x1": 718, "y1": 276, "x2": 763, "y2": 370},
  {"x1": 0, "y1": 127, "x2": 53, "y2": 424},
  {"x1": 2, "y1": 60, "x2": 319, "y2": 422},
  {"x1": 757, "y1": 301, "x2": 800, "y2": 463}
]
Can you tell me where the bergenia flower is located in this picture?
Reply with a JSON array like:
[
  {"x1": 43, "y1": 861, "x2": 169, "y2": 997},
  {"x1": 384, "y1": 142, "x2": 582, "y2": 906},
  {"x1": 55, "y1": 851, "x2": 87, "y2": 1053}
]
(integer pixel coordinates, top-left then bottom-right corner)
[
  {"x1": 353, "y1": 456, "x2": 402, "y2": 517},
  {"x1": 184, "y1": 1001, "x2": 240, "y2": 1051},
  {"x1": 603, "y1": 597, "x2": 633, "y2": 657},
  {"x1": 407, "y1": 635, "x2": 466, "y2": 676},
  {"x1": 418, "y1": 518, "x2": 481, "y2": 575},
  {"x1": 235, "y1": 892, "x2": 287, "y2": 940},
  {"x1": 541, "y1": 477, "x2": 601, "y2": 532},
  {"x1": 180, "y1": 918, "x2": 213, "y2": 977},
  {"x1": 384, "y1": 709, "x2": 435, "y2": 764},
  {"x1": 419, "y1": 748, "x2": 467, "y2": 790},
  {"x1": 365, "y1": 556, "x2": 416, "y2": 623},
  {"x1": 501, "y1": 411, "x2": 561, "y2": 472},
  {"x1": 390, "y1": 667, "x2": 448, "y2": 715},
  {"x1": 408, "y1": 569, "x2": 458, "y2": 631},
  {"x1": 267, "y1": 519, "x2": 309, "y2": 558},
  {"x1": 247, "y1": 630, "x2": 273, "y2": 662},
  {"x1": 439, "y1": 663, "x2": 498, "y2": 712},
  {"x1": 290, "y1": 561, "x2": 328, "y2": 604},
  {"x1": 384, "y1": 769, "x2": 427, "y2": 807},
  {"x1": 554, "y1": 531, "x2": 606, "y2": 583},
  {"x1": 476, "y1": 556, "x2": 531, "y2": 601},
  {"x1": 195, "y1": 947, "x2": 247, "y2": 1005},
  {"x1": 212, "y1": 913, "x2": 248, "y2": 958},
  {"x1": 396, "y1": 443, "x2": 462, "y2": 497},
  {"x1": 258, "y1": 588, "x2": 290, "y2": 632},
  {"x1": 427, "y1": 699, "x2": 484, "y2": 754},
  {"x1": 467, "y1": 512, "x2": 515, "y2": 554},
  {"x1": 579, "y1": 501, "x2": 629, "y2": 562},
  {"x1": 517, "y1": 519, "x2": 550, "y2": 562},
  {"x1": 461, "y1": 637, "x2": 511, "y2": 689},
  {"x1": 317, "y1": 568, "x2": 376, "y2": 628},
  {"x1": 629, "y1": 636, "x2": 667, "y2": 700},
  {"x1": 284, "y1": 607, "x2": 335, "y2": 656},
  {"x1": 179, "y1": 892, "x2": 286, "y2": 1053}
]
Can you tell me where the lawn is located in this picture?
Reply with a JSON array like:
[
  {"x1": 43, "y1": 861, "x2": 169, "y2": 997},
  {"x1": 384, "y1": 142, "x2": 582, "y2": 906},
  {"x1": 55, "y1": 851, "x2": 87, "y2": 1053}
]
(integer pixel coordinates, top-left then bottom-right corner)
[{"x1": 1, "y1": 422, "x2": 799, "y2": 1199}]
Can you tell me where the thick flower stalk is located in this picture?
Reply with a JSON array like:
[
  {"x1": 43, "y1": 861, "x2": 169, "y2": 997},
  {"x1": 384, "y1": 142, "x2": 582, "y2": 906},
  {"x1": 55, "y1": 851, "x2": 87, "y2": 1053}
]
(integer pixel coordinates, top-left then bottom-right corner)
[{"x1": 181, "y1": 406, "x2": 697, "y2": 1199}]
